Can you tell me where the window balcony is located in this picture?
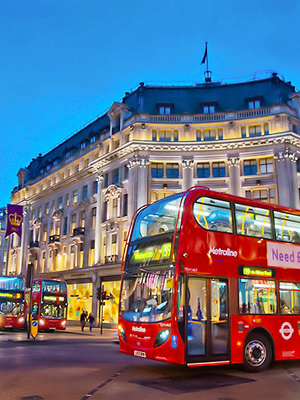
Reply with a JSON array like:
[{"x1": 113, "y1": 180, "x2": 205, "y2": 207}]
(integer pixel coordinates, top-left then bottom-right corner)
[
  {"x1": 105, "y1": 255, "x2": 118, "y2": 264},
  {"x1": 48, "y1": 235, "x2": 60, "y2": 244},
  {"x1": 29, "y1": 240, "x2": 40, "y2": 249}
]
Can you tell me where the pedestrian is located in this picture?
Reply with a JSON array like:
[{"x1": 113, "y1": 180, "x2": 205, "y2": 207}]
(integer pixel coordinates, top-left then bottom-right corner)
[
  {"x1": 80, "y1": 310, "x2": 86, "y2": 332},
  {"x1": 88, "y1": 313, "x2": 95, "y2": 331}
]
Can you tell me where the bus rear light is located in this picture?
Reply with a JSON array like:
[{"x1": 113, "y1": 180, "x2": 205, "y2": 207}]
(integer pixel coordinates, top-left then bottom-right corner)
[{"x1": 154, "y1": 329, "x2": 170, "y2": 347}]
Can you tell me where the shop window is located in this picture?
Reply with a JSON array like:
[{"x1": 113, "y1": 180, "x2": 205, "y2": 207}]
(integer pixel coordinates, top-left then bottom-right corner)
[
  {"x1": 212, "y1": 162, "x2": 226, "y2": 178},
  {"x1": 279, "y1": 282, "x2": 300, "y2": 314},
  {"x1": 239, "y1": 279, "x2": 276, "y2": 314},
  {"x1": 197, "y1": 163, "x2": 210, "y2": 178},
  {"x1": 218, "y1": 129, "x2": 223, "y2": 140},
  {"x1": 196, "y1": 130, "x2": 201, "y2": 141},
  {"x1": 67, "y1": 283, "x2": 93, "y2": 321}
]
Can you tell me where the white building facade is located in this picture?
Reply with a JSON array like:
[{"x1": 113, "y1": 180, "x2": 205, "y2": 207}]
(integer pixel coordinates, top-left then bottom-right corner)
[{"x1": 7, "y1": 73, "x2": 300, "y2": 326}]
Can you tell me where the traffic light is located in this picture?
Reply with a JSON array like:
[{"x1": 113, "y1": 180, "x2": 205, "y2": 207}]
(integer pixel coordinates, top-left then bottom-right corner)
[
  {"x1": 96, "y1": 288, "x2": 101, "y2": 300},
  {"x1": 102, "y1": 290, "x2": 108, "y2": 300}
]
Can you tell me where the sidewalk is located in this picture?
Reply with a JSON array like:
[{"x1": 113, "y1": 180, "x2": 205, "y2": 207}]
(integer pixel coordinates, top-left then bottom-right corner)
[{"x1": 0, "y1": 325, "x2": 118, "y2": 342}]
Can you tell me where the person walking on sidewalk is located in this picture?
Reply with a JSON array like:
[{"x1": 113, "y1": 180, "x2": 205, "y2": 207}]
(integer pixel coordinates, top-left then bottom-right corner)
[
  {"x1": 88, "y1": 313, "x2": 95, "y2": 331},
  {"x1": 80, "y1": 310, "x2": 86, "y2": 332}
]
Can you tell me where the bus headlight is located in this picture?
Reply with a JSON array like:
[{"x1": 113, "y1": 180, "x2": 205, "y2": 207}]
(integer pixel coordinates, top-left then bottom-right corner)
[
  {"x1": 39, "y1": 319, "x2": 45, "y2": 325},
  {"x1": 154, "y1": 329, "x2": 170, "y2": 347},
  {"x1": 18, "y1": 317, "x2": 24, "y2": 323},
  {"x1": 118, "y1": 325, "x2": 127, "y2": 342},
  {"x1": 61, "y1": 321, "x2": 67, "y2": 326}
]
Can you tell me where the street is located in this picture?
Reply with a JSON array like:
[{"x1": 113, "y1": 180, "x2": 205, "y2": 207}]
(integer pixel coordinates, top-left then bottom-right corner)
[{"x1": 0, "y1": 329, "x2": 299, "y2": 400}]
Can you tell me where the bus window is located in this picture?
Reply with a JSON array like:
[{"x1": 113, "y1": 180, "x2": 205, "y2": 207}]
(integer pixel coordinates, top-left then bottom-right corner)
[
  {"x1": 193, "y1": 197, "x2": 232, "y2": 233},
  {"x1": 239, "y1": 279, "x2": 277, "y2": 314},
  {"x1": 274, "y1": 211, "x2": 300, "y2": 243},
  {"x1": 235, "y1": 204, "x2": 272, "y2": 239},
  {"x1": 279, "y1": 282, "x2": 300, "y2": 314},
  {"x1": 131, "y1": 193, "x2": 184, "y2": 240}
]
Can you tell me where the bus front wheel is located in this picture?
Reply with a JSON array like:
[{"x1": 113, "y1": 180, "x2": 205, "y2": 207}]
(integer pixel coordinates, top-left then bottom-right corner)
[{"x1": 243, "y1": 333, "x2": 272, "y2": 372}]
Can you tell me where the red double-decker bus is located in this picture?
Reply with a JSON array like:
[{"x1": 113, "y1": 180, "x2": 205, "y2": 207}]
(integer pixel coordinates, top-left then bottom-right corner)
[
  {"x1": 27, "y1": 278, "x2": 68, "y2": 331},
  {"x1": 0, "y1": 276, "x2": 25, "y2": 329},
  {"x1": 119, "y1": 187, "x2": 300, "y2": 371}
]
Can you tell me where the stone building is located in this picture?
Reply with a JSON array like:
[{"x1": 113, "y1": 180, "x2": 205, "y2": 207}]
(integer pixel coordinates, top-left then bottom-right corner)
[{"x1": 6, "y1": 72, "x2": 300, "y2": 325}]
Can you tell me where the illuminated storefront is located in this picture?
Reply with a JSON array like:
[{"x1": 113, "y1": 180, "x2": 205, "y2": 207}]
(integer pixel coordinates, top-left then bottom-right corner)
[{"x1": 67, "y1": 282, "x2": 93, "y2": 321}]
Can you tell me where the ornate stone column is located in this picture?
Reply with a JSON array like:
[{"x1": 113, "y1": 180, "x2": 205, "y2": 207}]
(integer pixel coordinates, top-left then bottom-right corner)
[
  {"x1": 227, "y1": 155, "x2": 242, "y2": 197},
  {"x1": 127, "y1": 155, "x2": 149, "y2": 220},
  {"x1": 182, "y1": 157, "x2": 194, "y2": 191},
  {"x1": 274, "y1": 148, "x2": 299, "y2": 208},
  {"x1": 94, "y1": 170, "x2": 104, "y2": 265}
]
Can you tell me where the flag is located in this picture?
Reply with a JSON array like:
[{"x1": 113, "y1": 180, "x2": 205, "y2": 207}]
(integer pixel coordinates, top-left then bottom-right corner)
[
  {"x1": 201, "y1": 42, "x2": 208, "y2": 64},
  {"x1": 5, "y1": 204, "x2": 23, "y2": 238}
]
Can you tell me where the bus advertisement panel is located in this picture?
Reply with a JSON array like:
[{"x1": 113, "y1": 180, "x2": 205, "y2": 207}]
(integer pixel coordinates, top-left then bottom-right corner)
[
  {"x1": 0, "y1": 276, "x2": 25, "y2": 329},
  {"x1": 119, "y1": 187, "x2": 300, "y2": 372}
]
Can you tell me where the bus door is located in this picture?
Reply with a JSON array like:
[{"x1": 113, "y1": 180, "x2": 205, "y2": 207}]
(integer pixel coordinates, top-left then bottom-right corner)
[{"x1": 186, "y1": 277, "x2": 229, "y2": 363}]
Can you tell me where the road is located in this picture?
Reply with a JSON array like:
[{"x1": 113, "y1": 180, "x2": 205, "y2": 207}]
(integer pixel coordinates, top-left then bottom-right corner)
[{"x1": 0, "y1": 329, "x2": 299, "y2": 400}]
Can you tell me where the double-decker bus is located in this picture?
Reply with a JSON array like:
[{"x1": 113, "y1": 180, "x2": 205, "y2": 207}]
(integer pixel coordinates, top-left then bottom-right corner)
[
  {"x1": 119, "y1": 187, "x2": 300, "y2": 372},
  {"x1": 27, "y1": 278, "x2": 68, "y2": 331},
  {"x1": 0, "y1": 276, "x2": 25, "y2": 329}
]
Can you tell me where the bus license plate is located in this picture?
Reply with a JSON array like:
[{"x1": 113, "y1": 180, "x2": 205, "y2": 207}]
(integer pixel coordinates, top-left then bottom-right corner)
[{"x1": 134, "y1": 350, "x2": 146, "y2": 358}]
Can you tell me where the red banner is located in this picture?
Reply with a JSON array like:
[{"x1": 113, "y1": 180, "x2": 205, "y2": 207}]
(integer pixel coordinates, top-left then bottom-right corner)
[{"x1": 5, "y1": 204, "x2": 23, "y2": 238}]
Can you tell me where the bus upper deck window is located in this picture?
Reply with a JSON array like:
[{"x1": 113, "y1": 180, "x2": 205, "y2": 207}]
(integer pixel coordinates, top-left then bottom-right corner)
[{"x1": 193, "y1": 197, "x2": 233, "y2": 233}]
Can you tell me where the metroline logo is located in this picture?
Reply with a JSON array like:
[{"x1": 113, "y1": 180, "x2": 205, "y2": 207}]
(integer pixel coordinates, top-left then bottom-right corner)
[
  {"x1": 209, "y1": 247, "x2": 238, "y2": 257},
  {"x1": 132, "y1": 326, "x2": 146, "y2": 333}
]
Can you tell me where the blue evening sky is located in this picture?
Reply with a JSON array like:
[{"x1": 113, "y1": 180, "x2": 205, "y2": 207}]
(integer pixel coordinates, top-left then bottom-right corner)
[{"x1": 0, "y1": 0, "x2": 300, "y2": 206}]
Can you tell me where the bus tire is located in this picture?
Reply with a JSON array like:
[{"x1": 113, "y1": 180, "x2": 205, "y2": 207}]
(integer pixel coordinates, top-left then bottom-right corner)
[{"x1": 243, "y1": 332, "x2": 272, "y2": 372}]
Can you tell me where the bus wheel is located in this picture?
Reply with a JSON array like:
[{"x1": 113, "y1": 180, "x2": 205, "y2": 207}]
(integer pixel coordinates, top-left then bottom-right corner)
[{"x1": 243, "y1": 333, "x2": 272, "y2": 372}]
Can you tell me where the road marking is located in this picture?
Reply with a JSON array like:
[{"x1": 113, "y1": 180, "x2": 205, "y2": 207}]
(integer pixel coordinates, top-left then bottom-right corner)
[
  {"x1": 284, "y1": 368, "x2": 300, "y2": 383},
  {"x1": 81, "y1": 367, "x2": 127, "y2": 400}
]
